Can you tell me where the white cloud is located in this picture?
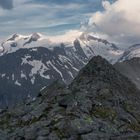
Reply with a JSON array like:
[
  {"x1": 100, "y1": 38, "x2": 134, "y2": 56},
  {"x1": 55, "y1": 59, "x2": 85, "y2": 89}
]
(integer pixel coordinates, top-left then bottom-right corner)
[
  {"x1": 102, "y1": 1, "x2": 111, "y2": 10},
  {"x1": 87, "y1": 0, "x2": 140, "y2": 46},
  {"x1": 0, "y1": 1, "x2": 86, "y2": 37},
  {"x1": 47, "y1": 30, "x2": 83, "y2": 43}
]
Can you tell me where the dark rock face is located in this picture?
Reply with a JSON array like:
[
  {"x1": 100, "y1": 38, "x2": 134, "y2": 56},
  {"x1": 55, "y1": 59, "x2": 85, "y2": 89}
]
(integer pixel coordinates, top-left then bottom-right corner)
[
  {"x1": 114, "y1": 57, "x2": 140, "y2": 89},
  {"x1": 7, "y1": 34, "x2": 20, "y2": 41},
  {"x1": 23, "y1": 33, "x2": 41, "y2": 45},
  {"x1": 0, "y1": 56, "x2": 140, "y2": 139},
  {"x1": 0, "y1": 45, "x2": 87, "y2": 107}
]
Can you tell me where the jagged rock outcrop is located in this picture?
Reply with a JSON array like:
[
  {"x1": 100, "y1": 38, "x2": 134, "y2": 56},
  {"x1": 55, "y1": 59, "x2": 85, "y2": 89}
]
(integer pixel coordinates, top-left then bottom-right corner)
[{"x1": 0, "y1": 56, "x2": 140, "y2": 140}]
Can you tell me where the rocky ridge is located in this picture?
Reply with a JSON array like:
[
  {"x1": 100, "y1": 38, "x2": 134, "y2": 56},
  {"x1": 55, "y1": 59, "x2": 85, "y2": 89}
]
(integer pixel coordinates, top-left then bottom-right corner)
[{"x1": 0, "y1": 56, "x2": 140, "y2": 139}]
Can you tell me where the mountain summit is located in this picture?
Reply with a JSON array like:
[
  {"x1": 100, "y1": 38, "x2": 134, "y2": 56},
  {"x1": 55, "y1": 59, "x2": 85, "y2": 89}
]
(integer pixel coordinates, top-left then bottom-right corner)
[{"x1": 0, "y1": 56, "x2": 140, "y2": 139}]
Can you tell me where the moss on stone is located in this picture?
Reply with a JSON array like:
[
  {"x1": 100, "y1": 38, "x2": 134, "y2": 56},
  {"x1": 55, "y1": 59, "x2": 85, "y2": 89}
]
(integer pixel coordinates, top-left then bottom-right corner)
[
  {"x1": 54, "y1": 128, "x2": 66, "y2": 139},
  {"x1": 84, "y1": 116, "x2": 93, "y2": 124},
  {"x1": 123, "y1": 102, "x2": 135, "y2": 113},
  {"x1": 16, "y1": 115, "x2": 42, "y2": 127},
  {"x1": 92, "y1": 106, "x2": 117, "y2": 121},
  {"x1": 128, "y1": 122, "x2": 140, "y2": 132},
  {"x1": 0, "y1": 112, "x2": 12, "y2": 129}
]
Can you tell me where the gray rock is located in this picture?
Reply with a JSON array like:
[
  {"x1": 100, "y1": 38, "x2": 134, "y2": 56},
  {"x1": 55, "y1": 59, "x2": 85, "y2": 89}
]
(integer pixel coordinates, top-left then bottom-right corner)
[{"x1": 0, "y1": 56, "x2": 140, "y2": 139}]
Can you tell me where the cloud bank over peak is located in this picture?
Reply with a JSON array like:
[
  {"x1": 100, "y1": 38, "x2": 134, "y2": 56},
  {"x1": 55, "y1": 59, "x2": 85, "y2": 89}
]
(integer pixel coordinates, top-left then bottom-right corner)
[{"x1": 86, "y1": 0, "x2": 140, "y2": 46}]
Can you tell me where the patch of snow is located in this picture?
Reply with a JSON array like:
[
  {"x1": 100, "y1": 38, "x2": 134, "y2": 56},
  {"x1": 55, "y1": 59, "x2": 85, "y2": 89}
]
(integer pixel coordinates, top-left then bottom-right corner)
[
  {"x1": 65, "y1": 65, "x2": 69, "y2": 69},
  {"x1": 30, "y1": 60, "x2": 44, "y2": 75},
  {"x1": 41, "y1": 74, "x2": 50, "y2": 79},
  {"x1": 32, "y1": 97, "x2": 36, "y2": 101},
  {"x1": 68, "y1": 71, "x2": 74, "y2": 78},
  {"x1": 31, "y1": 76, "x2": 35, "y2": 85},
  {"x1": 22, "y1": 58, "x2": 50, "y2": 80},
  {"x1": 31, "y1": 48, "x2": 38, "y2": 51},
  {"x1": 58, "y1": 55, "x2": 72, "y2": 64},
  {"x1": 12, "y1": 74, "x2": 14, "y2": 81},
  {"x1": 0, "y1": 46, "x2": 3, "y2": 52},
  {"x1": 21, "y1": 71, "x2": 27, "y2": 80},
  {"x1": 21, "y1": 55, "x2": 32, "y2": 65},
  {"x1": 40, "y1": 86, "x2": 47, "y2": 91},
  {"x1": 28, "y1": 60, "x2": 49, "y2": 79},
  {"x1": 15, "y1": 80, "x2": 21, "y2": 86},
  {"x1": 1, "y1": 74, "x2": 6, "y2": 78},
  {"x1": 7, "y1": 77, "x2": 10, "y2": 80},
  {"x1": 67, "y1": 61, "x2": 79, "y2": 72},
  {"x1": 47, "y1": 60, "x2": 65, "y2": 82}
]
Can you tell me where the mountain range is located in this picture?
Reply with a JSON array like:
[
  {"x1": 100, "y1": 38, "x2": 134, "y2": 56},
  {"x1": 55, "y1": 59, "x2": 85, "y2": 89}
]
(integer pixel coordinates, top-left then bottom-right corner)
[
  {"x1": 0, "y1": 32, "x2": 140, "y2": 107},
  {"x1": 0, "y1": 32, "x2": 123, "y2": 107}
]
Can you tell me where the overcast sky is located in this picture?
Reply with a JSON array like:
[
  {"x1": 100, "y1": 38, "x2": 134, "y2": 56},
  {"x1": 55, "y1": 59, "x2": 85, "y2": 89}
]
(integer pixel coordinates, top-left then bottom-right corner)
[
  {"x1": 0, "y1": 0, "x2": 140, "y2": 46},
  {"x1": 0, "y1": 0, "x2": 115, "y2": 37}
]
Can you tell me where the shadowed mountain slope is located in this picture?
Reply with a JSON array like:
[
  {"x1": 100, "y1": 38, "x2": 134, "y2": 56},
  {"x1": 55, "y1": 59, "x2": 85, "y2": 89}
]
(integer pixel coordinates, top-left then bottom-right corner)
[{"x1": 115, "y1": 57, "x2": 140, "y2": 89}]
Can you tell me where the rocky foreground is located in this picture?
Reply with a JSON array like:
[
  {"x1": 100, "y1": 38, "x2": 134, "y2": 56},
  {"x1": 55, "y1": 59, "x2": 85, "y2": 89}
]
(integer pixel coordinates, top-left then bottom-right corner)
[{"x1": 0, "y1": 56, "x2": 140, "y2": 140}]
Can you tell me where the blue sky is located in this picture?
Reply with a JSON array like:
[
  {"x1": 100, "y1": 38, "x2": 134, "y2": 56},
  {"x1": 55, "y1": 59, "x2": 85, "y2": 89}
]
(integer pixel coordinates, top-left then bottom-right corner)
[{"x1": 0, "y1": 0, "x2": 116, "y2": 38}]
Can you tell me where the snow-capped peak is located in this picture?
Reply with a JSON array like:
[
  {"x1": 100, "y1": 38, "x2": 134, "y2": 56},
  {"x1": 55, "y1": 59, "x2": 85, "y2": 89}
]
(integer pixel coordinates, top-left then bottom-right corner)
[
  {"x1": 77, "y1": 33, "x2": 123, "y2": 63},
  {"x1": 119, "y1": 44, "x2": 140, "y2": 62},
  {"x1": 79, "y1": 33, "x2": 112, "y2": 46},
  {"x1": 6, "y1": 32, "x2": 45, "y2": 43},
  {"x1": 7, "y1": 34, "x2": 27, "y2": 41},
  {"x1": 7, "y1": 34, "x2": 20, "y2": 41},
  {"x1": 29, "y1": 32, "x2": 45, "y2": 41},
  {"x1": 0, "y1": 31, "x2": 124, "y2": 64},
  {"x1": 0, "y1": 33, "x2": 50, "y2": 55}
]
